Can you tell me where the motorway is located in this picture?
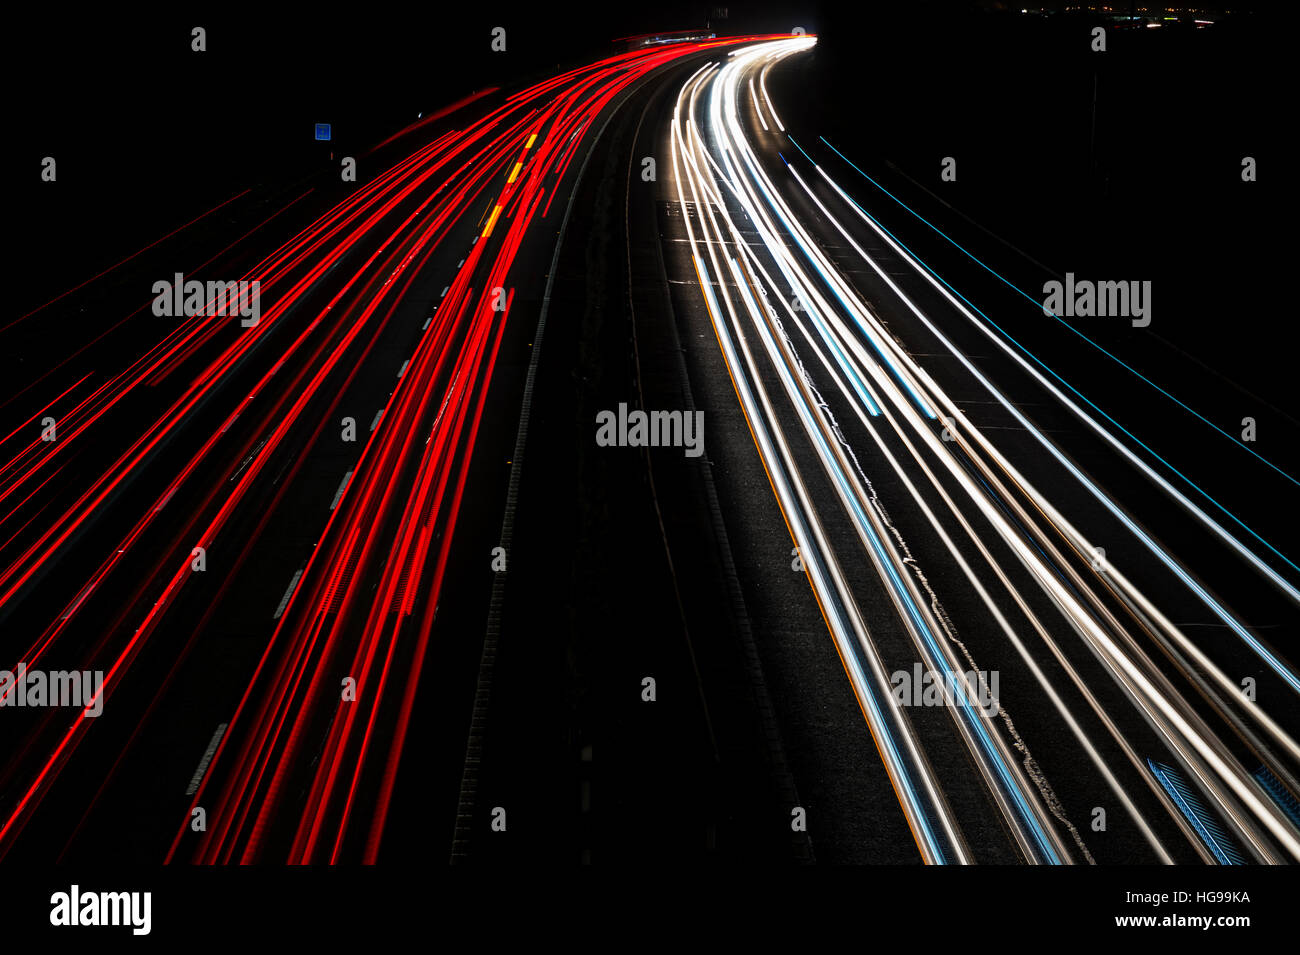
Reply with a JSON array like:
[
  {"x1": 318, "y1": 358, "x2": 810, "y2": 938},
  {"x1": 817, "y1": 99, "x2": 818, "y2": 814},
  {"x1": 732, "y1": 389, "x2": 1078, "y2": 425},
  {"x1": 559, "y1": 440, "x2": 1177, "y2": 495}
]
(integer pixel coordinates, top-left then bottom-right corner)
[
  {"x1": 3, "y1": 31, "x2": 1297, "y2": 867},
  {"x1": 657, "y1": 35, "x2": 1300, "y2": 864},
  {"x1": 0, "y1": 35, "x2": 790, "y2": 864}
]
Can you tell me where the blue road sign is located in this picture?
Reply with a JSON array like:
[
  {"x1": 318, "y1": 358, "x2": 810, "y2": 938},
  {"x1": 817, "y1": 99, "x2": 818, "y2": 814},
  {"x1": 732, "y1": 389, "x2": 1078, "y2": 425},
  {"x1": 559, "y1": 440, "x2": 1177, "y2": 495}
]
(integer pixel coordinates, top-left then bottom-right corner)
[{"x1": 315, "y1": 123, "x2": 331, "y2": 141}]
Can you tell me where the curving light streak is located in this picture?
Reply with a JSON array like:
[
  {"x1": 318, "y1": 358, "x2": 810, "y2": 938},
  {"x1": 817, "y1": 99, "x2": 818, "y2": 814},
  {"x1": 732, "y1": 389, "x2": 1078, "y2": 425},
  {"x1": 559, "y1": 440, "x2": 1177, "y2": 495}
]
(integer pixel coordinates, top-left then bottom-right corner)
[
  {"x1": 671, "y1": 36, "x2": 1300, "y2": 864},
  {"x1": 673, "y1": 37, "x2": 1075, "y2": 865},
  {"x1": 817, "y1": 138, "x2": 1300, "y2": 599}
]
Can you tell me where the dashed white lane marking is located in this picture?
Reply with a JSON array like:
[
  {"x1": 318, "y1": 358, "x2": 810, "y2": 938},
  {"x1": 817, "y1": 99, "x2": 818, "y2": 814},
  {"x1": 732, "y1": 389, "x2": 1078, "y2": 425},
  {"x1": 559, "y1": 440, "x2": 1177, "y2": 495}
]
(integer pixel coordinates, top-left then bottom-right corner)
[
  {"x1": 329, "y1": 470, "x2": 354, "y2": 511},
  {"x1": 273, "y1": 568, "x2": 304, "y2": 620},
  {"x1": 61, "y1": 583, "x2": 95, "y2": 621},
  {"x1": 186, "y1": 722, "x2": 228, "y2": 796}
]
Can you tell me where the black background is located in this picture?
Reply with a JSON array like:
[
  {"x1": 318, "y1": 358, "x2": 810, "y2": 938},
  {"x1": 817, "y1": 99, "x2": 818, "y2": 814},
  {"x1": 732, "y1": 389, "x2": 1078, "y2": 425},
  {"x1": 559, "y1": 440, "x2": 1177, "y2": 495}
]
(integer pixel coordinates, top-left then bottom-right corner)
[
  {"x1": 4, "y1": 0, "x2": 1297, "y2": 913},
  {"x1": 11, "y1": 0, "x2": 1290, "y2": 413}
]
